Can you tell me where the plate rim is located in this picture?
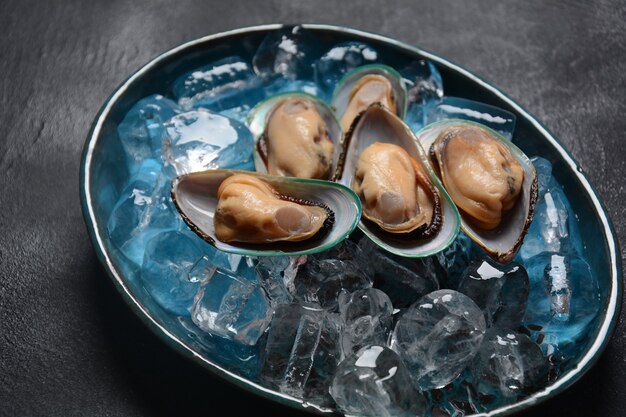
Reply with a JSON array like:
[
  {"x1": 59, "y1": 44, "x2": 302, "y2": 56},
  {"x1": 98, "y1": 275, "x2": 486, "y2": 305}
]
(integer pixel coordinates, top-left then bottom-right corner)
[{"x1": 79, "y1": 23, "x2": 623, "y2": 416}]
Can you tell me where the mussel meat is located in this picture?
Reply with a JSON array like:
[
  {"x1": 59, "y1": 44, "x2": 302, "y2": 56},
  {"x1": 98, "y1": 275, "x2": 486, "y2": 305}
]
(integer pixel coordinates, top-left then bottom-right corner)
[
  {"x1": 248, "y1": 93, "x2": 342, "y2": 180},
  {"x1": 214, "y1": 173, "x2": 333, "y2": 244},
  {"x1": 335, "y1": 104, "x2": 460, "y2": 258},
  {"x1": 340, "y1": 74, "x2": 397, "y2": 132},
  {"x1": 416, "y1": 119, "x2": 537, "y2": 263},
  {"x1": 259, "y1": 97, "x2": 335, "y2": 179},
  {"x1": 429, "y1": 124, "x2": 524, "y2": 230},
  {"x1": 353, "y1": 142, "x2": 441, "y2": 237}
]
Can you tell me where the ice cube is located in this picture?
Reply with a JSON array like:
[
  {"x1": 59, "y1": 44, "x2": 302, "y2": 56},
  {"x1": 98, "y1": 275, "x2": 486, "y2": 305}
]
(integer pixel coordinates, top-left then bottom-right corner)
[
  {"x1": 400, "y1": 60, "x2": 443, "y2": 133},
  {"x1": 519, "y1": 176, "x2": 583, "y2": 262},
  {"x1": 429, "y1": 373, "x2": 482, "y2": 416},
  {"x1": 293, "y1": 258, "x2": 373, "y2": 310},
  {"x1": 106, "y1": 160, "x2": 184, "y2": 265},
  {"x1": 391, "y1": 290, "x2": 486, "y2": 390},
  {"x1": 253, "y1": 26, "x2": 316, "y2": 80},
  {"x1": 117, "y1": 95, "x2": 181, "y2": 172},
  {"x1": 209, "y1": 251, "x2": 257, "y2": 281},
  {"x1": 338, "y1": 288, "x2": 394, "y2": 356},
  {"x1": 321, "y1": 237, "x2": 363, "y2": 261},
  {"x1": 358, "y1": 237, "x2": 439, "y2": 308},
  {"x1": 140, "y1": 230, "x2": 207, "y2": 315},
  {"x1": 162, "y1": 108, "x2": 254, "y2": 174},
  {"x1": 457, "y1": 259, "x2": 530, "y2": 328},
  {"x1": 471, "y1": 328, "x2": 548, "y2": 402},
  {"x1": 191, "y1": 267, "x2": 272, "y2": 346},
  {"x1": 401, "y1": 60, "x2": 444, "y2": 102},
  {"x1": 313, "y1": 41, "x2": 380, "y2": 96},
  {"x1": 260, "y1": 303, "x2": 341, "y2": 405},
  {"x1": 531, "y1": 156, "x2": 553, "y2": 198},
  {"x1": 173, "y1": 56, "x2": 255, "y2": 100},
  {"x1": 330, "y1": 346, "x2": 427, "y2": 417},
  {"x1": 424, "y1": 96, "x2": 517, "y2": 140},
  {"x1": 221, "y1": 158, "x2": 257, "y2": 172},
  {"x1": 264, "y1": 77, "x2": 325, "y2": 99},
  {"x1": 176, "y1": 315, "x2": 262, "y2": 380},
  {"x1": 255, "y1": 256, "x2": 295, "y2": 306},
  {"x1": 523, "y1": 253, "x2": 601, "y2": 360},
  {"x1": 172, "y1": 56, "x2": 266, "y2": 111},
  {"x1": 217, "y1": 105, "x2": 252, "y2": 124},
  {"x1": 435, "y1": 231, "x2": 474, "y2": 290},
  {"x1": 292, "y1": 240, "x2": 373, "y2": 310},
  {"x1": 187, "y1": 254, "x2": 216, "y2": 284}
]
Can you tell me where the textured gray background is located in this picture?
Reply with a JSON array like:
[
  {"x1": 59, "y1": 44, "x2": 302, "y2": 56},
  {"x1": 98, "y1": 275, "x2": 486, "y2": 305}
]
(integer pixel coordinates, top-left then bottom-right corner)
[{"x1": 1, "y1": 0, "x2": 625, "y2": 416}]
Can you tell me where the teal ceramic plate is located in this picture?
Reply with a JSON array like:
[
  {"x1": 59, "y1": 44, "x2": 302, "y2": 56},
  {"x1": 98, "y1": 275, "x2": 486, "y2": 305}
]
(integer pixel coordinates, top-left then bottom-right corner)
[{"x1": 80, "y1": 24, "x2": 622, "y2": 416}]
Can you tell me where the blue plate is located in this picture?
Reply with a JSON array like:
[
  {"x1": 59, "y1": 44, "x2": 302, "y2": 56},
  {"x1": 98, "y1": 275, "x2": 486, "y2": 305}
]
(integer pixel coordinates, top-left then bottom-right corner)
[{"x1": 80, "y1": 24, "x2": 622, "y2": 416}]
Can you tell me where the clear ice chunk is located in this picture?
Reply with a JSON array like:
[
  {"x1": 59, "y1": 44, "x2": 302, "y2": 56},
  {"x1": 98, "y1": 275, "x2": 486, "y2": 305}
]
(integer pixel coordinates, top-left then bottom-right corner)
[
  {"x1": 519, "y1": 172, "x2": 583, "y2": 262},
  {"x1": 292, "y1": 240, "x2": 373, "y2": 310},
  {"x1": 253, "y1": 26, "x2": 316, "y2": 80},
  {"x1": 471, "y1": 328, "x2": 548, "y2": 402},
  {"x1": 313, "y1": 41, "x2": 380, "y2": 96},
  {"x1": 457, "y1": 259, "x2": 530, "y2": 328},
  {"x1": 523, "y1": 253, "x2": 601, "y2": 360},
  {"x1": 191, "y1": 267, "x2": 273, "y2": 346},
  {"x1": 401, "y1": 60, "x2": 444, "y2": 103},
  {"x1": 255, "y1": 256, "x2": 298, "y2": 306},
  {"x1": 220, "y1": 157, "x2": 256, "y2": 172},
  {"x1": 187, "y1": 253, "x2": 217, "y2": 284},
  {"x1": 107, "y1": 160, "x2": 184, "y2": 265},
  {"x1": 358, "y1": 237, "x2": 439, "y2": 308},
  {"x1": 400, "y1": 60, "x2": 443, "y2": 133},
  {"x1": 163, "y1": 108, "x2": 254, "y2": 174},
  {"x1": 140, "y1": 230, "x2": 206, "y2": 315},
  {"x1": 330, "y1": 345, "x2": 427, "y2": 417},
  {"x1": 260, "y1": 303, "x2": 341, "y2": 405},
  {"x1": 117, "y1": 95, "x2": 181, "y2": 172},
  {"x1": 322, "y1": 237, "x2": 364, "y2": 261},
  {"x1": 391, "y1": 289, "x2": 486, "y2": 390},
  {"x1": 531, "y1": 156, "x2": 553, "y2": 198},
  {"x1": 217, "y1": 105, "x2": 252, "y2": 124},
  {"x1": 338, "y1": 288, "x2": 394, "y2": 357},
  {"x1": 435, "y1": 231, "x2": 474, "y2": 290},
  {"x1": 173, "y1": 56, "x2": 255, "y2": 99},
  {"x1": 172, "y1": 56, "x2": 266, "y2": 111},
  {"x1": 264, "y1": 77, "x2": 325, "y2": 98},
  {"x1": 176, "y1": 315, "x2": 262, "y2": 380},
  {"x1": 424, "y1": 96, "x2": 517, "y2": 140},
  {"x1": 429, "y1": 373, "x2": 481, "y2": 417},
  {"x1": 210, "y1": 251, "x2": 257, "y2": 281}
]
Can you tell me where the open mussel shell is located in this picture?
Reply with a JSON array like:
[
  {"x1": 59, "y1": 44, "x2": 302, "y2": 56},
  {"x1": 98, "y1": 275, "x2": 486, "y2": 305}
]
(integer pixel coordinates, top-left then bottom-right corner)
[
  {"x1": 247, "y1": 92, "x2": 342, "y2": 179},
  {"x1": 171, "y1": 169, "x2": 362, "y2": 256},
  {"x1": 331, "y1": 64, "x2": 408, "y2": 131},
  {"x1": 416, "y1": 119, "x2": 538, "y2": 263},
  {"x1": 335, "y1": 104, "x2": 460, "y2": 258}
]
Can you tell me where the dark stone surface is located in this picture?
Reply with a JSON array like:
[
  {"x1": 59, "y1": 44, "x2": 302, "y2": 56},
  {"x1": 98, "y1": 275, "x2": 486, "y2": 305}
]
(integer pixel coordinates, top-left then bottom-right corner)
[{"x1": 0, "y1": 0, "x2": 624, "y2": 416}]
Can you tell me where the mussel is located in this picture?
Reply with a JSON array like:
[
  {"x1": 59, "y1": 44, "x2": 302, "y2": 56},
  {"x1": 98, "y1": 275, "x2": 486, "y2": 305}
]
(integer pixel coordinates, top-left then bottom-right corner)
[
  {"x1": 214, "y1": 174, "x2": 331, "y2": 244},
  {"x1": 171, "y1": 169, "x2": 361, "y2": 256},
  {"x1": 332, "y1": 64, "x2": 407, "y2": 133},
  {"x1": 248, "y1": 92, "x2": 341, "y2": 180},
  {"x1": 336, "y1": 104, "x2": 460, "y2": 258},
  {"x1": 416, "y1": 119, "x2": 537, "y2": 263},
  {"x1": 353, "y1": 142, "x2": 440, "y2": 237}
]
